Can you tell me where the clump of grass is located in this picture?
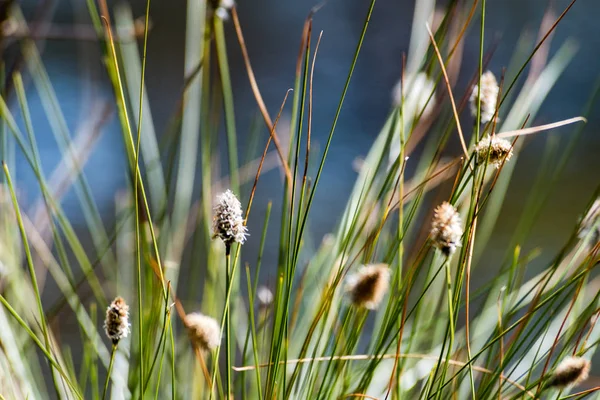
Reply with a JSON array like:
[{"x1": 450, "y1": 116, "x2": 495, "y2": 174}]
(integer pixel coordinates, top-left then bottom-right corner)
[{"x1": 0, "y1": 0, "x2": 596, "y2": 399}]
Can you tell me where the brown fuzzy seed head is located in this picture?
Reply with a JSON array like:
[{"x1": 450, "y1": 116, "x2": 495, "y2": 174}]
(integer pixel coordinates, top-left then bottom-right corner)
[
  {"x1": 431, "y1": 202, "x2": 463, "y2": 256},
  {"x1": 474, "y1": 136, "x2": 513, "y2": 169},
  {"x1": 185, "y1": 312, "x2": 221, "y2": 351},
  {"x1": 345, "y1": 264, "x2": 390, "y2": 310},
  {"x1": 104, "y1": 297, "x2": 130, "y2": 345},
  {"x1": 470, "y1": 71, "x2": 499, "y2": 124},
  {"x1": 548, "y1": 356, "x2": 591, "y2": 389}
]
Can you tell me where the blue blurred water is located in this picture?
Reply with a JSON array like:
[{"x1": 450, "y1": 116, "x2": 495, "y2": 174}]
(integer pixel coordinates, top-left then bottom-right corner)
[{"x1": 12, "y1": 0, "x2": 600, "y2": 259}]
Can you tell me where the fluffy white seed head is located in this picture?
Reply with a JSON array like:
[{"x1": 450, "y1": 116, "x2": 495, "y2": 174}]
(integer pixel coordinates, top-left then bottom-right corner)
[
  {"x1": 578, "y1": 199, "x2": 600, "y2": 245},
  {"x1": 470, "y1": 71, "x2": 499, "y2": 124},
  {"x1": 474, "y1": 135, "x2": 513, "y2": 169},
  {"x1": 214, "y1": 0, "x2": 234, "y2": 20},
  {"x1": 212, "y1": 189, "x2": 248, "y2": 246},
  {"x1": 391, "y1": 72, "x2": 436, "y2": 116},
  {"x1": 257, "y1": 286, "x2": 274, "y2": 307},
  {"x1": 345, "y1": 264, "x2": 390, "y2": 310},
  {"x1": 185, "y1": 312, "x2": 221, "y2": 351},
  {"x1": 548, "y1": 356, "x2": 591, "y2": 389},
  {"x1": 430, "y1": 202, "x2": 463, "y2": 256},
  {"x1": 215, "y1": 7, "x2": 229, "y2": 20},
  {"x1": 104, "y1": 297, "x2": 130, "y2": 345}
]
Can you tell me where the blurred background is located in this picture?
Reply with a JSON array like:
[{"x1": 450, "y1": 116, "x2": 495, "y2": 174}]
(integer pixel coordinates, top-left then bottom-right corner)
[{"x1": 5, "y1": 0, "x2": 600, "y2": 288}]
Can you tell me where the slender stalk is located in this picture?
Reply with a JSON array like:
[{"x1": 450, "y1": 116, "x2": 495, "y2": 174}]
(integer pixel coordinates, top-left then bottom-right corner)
[
  {"x1": 132, "y1": 0, "x2": 152, "y2": 393},
  {"x1": 475, "y1": 0, "x2": 486, "y2": 139},
  {"x1": 3, "y1": 163, "x2": 49, "y2": 344},
  {"x1": 102, "y1": 344, "x2": 117, "y2": 400},
  {"x1": 440, "y1": 258, "x2": 456, "y2": 399},
  {"x1": 244, "y1": 266, "x2": 264, "y2": 400},
  {"x1": 225, "y1": 246, "x2": 232, "y2": 399},
  {"x1": 214, "y1": 17, "x2": 239, "y2": 194}
]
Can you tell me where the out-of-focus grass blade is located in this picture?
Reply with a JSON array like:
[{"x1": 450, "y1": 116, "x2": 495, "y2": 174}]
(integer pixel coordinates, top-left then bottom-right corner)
[
  {"x1": 114, "y1": 4, "x2": 167, "y2": 218},
  {"x1": 14, "y1": 8, "x2": 117, "y2": 276},
  {"x1": 170, "y1": 0, "x2": 208, "y2": 289}
]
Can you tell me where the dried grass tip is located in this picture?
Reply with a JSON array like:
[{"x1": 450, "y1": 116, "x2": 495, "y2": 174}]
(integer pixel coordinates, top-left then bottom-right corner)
[
  {"x1": 104, "y1": 297, "x2": 130, "y2": 345},
  {"x1": 578, "y1": 199, "x2": 600, "y2": 245},
  {"x1": 430, "y1": 202, "x2": 463, "y2": 256},
  {"x1": 470, "y1": 70, "x2": 499, "y2": 124},
  {"x1": 213, "y1": 189, "x2": 248, "y2": 246},
  {"x1": 548, "y1": 356, "x2": 591, "y2": 389},
  {"x1": 345, "y1": 264, "x2": 390, "y2": 310},
  {"x1": 185, "y1": 312, "x2": 221, "y2": 351},
  {"x1": 474, "y1": 135, "x2": 513, "y2": 169}
]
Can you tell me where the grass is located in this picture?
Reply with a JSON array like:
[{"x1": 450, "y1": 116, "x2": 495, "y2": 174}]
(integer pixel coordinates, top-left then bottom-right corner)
[{"x1": 0, "y1": 0, "x2": 598, "y2": 399}]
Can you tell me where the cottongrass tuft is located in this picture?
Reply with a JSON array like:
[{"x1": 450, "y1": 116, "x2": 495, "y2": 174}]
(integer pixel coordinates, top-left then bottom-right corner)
[
  {"x1": 548, "y1": 356, "x2": 591, "y2": 389},
  {"x1": 257, "y1": 286, "x2": 274, "y2": 307},
  {"x1": 470, "y1": 70, "x2": 499, "y2": 124},
  {"x1": 578, "y1": 199, "x2": 600, "y2": 245},
  {"x1": 185, "y1": 312, "x2": 221, "y2": 352},
  {"x1": 430, "y1": 202, "x2": 463, "y2": 256},
  {"x1": 474, "y1": 135, "x2": 513, "y2": 169},
  {"x1": 213, "y1": 189, "x2": 248, "y2": 246},
  {"x1": 345, "y1": 264, "x2": 390, "y2": 310},
  {"x1": 104, "y1": 297, "x2": 130, "y2": 345}
]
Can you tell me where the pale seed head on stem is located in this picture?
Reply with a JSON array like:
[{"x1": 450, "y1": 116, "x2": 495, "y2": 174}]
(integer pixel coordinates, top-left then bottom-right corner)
[
  {"x1": 345, "y1": 264, "x2": 390, "y2": 310},
  {"x1": 474, "y1": 135, "x2": 513, "y2": 169},
  {"x1": 547, "y1": 356, "x2": 591, "y2": 389},
  {"x1": 430, "y1": 202, "x2": 463, "y2": 256},
  {"x1": 215, "y1": 0, "x2": 235, "y2": 20},
  {"x1": 104, "y1": 297, "x2": 130, "y2": 345},
  {"x1": 470, "y1": 70, "x2": 499, "y2": 124},
  {"x1": 257, "y1": 286, "x2": 274, "y2": 307},
  {"x1": 212, "y1": 189, "x2": 248, "y2": 247},
  {"x1": 184, "y1": 312, "x2": 221, "y2": 352}
]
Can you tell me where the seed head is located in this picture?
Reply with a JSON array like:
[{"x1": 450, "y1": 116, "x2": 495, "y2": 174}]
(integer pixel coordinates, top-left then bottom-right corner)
[
  {"x1": 104, "y1": 297, "x2": 130, "y2": 345},
  {"x1": 474, "y1": 135, "x2": 513, "y2": 169},
  {"x1": 391, "y1": 72, "x2": 436, "y2": 116},
  {"x1": 215, "y1": 0, "x2": 235, "y2": 20},
  {"x1": 185, "y1": 312, "x2": 221, "y2": 352},
  {"x1": 470, "y1": 71, "x2": 499, "y2": 124},
  {"x1": 345, "y1": 264, "x2": 390, "y2": 310},
  {"x1": 548, "y1": 356, "x2": 591, "y2": 389},
  {"x1": 212, "y1": 189, "x2": 248, "y2": 246},
  {"x1": 257, "y1": 286, "x2": 274, "y2": 307},
  {"x1": 578, "y1": 199, "x2": 600, "y2": 245},
  {"x1": 430, "y1": 202, "x2": 463, "y2": 256}
]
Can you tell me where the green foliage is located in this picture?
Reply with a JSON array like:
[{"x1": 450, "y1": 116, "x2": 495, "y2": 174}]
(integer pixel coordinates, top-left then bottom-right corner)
[{"x1": 0, "y1": 0, "x2": 598, "y2": 399}]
